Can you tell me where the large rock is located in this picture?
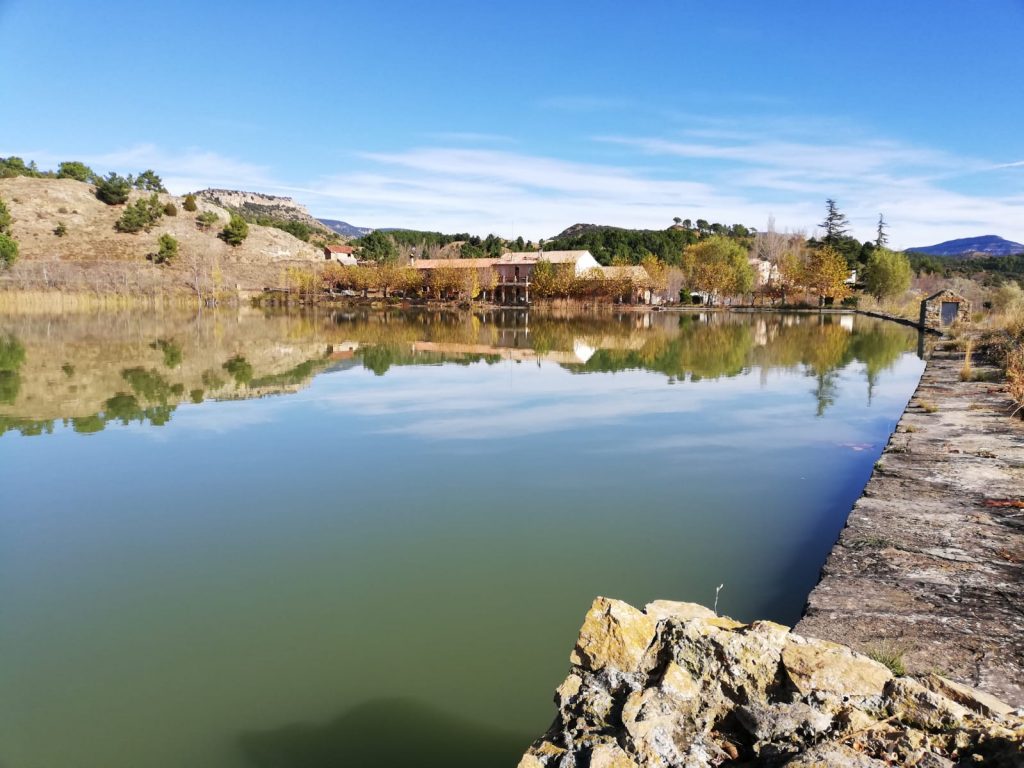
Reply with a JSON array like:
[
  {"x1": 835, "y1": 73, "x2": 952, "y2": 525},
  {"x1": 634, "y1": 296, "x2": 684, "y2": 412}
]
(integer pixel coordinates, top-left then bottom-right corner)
[{"x1": 518, "y1": 598, "x2": 1024, "y2": 768}]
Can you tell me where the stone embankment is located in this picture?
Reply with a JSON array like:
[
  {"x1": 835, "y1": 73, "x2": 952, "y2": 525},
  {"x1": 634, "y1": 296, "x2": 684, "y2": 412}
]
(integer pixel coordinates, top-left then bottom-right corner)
[
  {"x1": 797, "y1": 340, "x2": 1024, "y2": 708},
  {"x1": 519, "y1": 597, "x2": 1023, "y2": 767}
]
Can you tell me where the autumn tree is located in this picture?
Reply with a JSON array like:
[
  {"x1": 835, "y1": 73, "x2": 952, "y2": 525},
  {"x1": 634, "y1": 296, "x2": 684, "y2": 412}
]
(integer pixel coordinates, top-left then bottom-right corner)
[
  {"x1": 803, "y1": 245, "x2": 850, "y2": 305},
  {"x1": 530, "y1": 259, "x2": 559, "y2": 298},
  {"x1": 682, "y1": 236, "x2": 753, "y2": 305},
  {"x1": 863, "y1": 247, "x2": 911, "y2": 301},
  {"x1": 396, "y1": 266, "x2": 424, "y2": 296},
  {"x1": 640, "y1": 253, "x2": 668, "y2": 293}
]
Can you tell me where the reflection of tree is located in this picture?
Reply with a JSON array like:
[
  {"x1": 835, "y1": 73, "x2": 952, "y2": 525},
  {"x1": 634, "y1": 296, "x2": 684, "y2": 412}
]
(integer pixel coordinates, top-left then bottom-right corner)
[
  {"x1": 0, "y1": 334, "x2": 26, "y2": 405},
  {"x1": 580, "y1": 321, "x2": 754, "y2": 381}
]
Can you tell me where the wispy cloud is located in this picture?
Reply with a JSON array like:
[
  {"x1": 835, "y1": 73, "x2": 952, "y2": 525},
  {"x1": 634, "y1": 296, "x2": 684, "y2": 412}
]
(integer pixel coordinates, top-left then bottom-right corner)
[{"x1": 21, "y1": 118, "x2": 1023, "y2": 247}]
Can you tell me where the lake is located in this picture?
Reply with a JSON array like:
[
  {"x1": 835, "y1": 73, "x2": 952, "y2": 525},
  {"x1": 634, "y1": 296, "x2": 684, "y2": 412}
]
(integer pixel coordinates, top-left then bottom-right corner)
[{"x1": 0, "y1": 307, "x2": 924, "y2": 768}]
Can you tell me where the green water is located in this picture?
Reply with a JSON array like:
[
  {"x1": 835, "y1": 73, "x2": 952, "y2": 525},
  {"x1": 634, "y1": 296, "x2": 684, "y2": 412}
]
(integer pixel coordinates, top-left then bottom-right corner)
[{"x1": 0, "y1": 308, "x2": 923, "y2": 767}]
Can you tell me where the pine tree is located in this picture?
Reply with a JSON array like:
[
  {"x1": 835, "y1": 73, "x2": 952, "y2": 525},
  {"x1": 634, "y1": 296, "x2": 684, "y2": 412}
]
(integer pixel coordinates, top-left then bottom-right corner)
[
  {"x1": 875, "y1": 214, "x2": 888, "y2": 248},
  {"x1": 220, "y1": 214, "x2": 249, "y2": 246},
  {"x1": 819, "y1": 199, "x2": 850, "y2": 246}
]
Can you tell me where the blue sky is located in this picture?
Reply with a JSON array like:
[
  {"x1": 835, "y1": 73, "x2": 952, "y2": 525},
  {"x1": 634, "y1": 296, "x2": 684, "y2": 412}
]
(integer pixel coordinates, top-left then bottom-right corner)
[{"x1": 2, "y1": 1, "x2": 1022, "y2": 247}]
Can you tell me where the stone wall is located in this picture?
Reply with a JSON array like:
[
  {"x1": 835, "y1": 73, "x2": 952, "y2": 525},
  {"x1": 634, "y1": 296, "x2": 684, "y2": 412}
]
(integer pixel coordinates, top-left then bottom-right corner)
[
  {"x1": 518, "y1": 597, "x2": 1022, "y2": 768},
  {"x1": 920, "y1": 290, "x2": 971, "y2": 330}
]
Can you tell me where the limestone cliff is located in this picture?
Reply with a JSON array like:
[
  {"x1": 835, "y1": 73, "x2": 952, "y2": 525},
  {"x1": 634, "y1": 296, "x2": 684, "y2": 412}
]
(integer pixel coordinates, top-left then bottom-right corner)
[
  {"x1": 520, "y1": 597, "x2": 1023, "y2": 767},
  {"x1": 195, "y1": 188, "x2": 330, "y2": 235}
]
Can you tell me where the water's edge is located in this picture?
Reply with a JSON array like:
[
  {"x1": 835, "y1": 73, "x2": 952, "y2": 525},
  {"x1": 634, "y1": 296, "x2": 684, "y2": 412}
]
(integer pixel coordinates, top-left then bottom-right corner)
[{"x1": 796, "y1": 337, "x2": 1024, "y2": 707}]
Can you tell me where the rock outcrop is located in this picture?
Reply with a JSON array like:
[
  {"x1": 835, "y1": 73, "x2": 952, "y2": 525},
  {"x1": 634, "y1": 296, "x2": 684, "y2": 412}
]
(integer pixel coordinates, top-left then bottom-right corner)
[
  {"x1": 520, "y1": 597, "x2": 1023, "y2": 767},
  {"x1": 195, "y1": 188, "x2": 330, "y2": 234}
]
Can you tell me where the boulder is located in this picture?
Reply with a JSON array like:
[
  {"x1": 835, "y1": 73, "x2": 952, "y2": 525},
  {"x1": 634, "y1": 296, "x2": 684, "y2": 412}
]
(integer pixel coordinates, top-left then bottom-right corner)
[{"x1": 518, "y1": 598, "x2": 1024, "y2": 768}]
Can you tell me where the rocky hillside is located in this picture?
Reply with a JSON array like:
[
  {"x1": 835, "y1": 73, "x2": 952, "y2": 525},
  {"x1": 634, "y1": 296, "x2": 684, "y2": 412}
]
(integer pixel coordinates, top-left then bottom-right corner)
[
  {"x1": 0, "y1": 177, "x2": 322, "y2": 295},
  {"x1": 519, "y1": 597, "x2": 1022, "y2": 767},
  {"x1": 195, "y1": 188, "x2": 331, "y2": 235},
  {"x1": 319, "y1": 217, "x2": 373, "y2": 238}
]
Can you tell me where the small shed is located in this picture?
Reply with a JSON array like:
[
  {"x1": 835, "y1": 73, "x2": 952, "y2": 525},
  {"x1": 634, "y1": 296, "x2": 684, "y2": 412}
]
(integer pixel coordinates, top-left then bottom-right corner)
[
  {"x1": 920, "y1": 289, "x2": 970, "y2": 330},
  {"x1": 324, "y1": 244, "x2": 357, "y2": 265}
]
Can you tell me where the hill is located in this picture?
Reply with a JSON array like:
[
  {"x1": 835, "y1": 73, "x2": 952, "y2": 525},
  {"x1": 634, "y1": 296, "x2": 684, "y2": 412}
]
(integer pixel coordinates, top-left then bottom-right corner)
[
  {"x1": 319, "y1": 218, "x2": 373, "y2": 238},
  {"x1": 0, "y1": 176, "x2": 322, "y2": 297},
  {"x1": 906, "y1": 235, "x2": 1024, "y2": 258}
]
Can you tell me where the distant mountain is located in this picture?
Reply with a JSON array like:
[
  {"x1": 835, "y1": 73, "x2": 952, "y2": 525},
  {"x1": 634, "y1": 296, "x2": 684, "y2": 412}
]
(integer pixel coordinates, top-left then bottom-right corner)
[
  {"x1": 906, "y1": 235, "x2": 1024, "y2": 258},
  {"x1": 319, "y1": 218, "x2": 373, "y2": 239}
]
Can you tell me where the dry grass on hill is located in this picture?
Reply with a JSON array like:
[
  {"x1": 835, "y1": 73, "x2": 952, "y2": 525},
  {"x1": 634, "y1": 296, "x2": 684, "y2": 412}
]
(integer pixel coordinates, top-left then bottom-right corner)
[{"x1": 0, "y1": 176, "x2": 324, "y2": 297}]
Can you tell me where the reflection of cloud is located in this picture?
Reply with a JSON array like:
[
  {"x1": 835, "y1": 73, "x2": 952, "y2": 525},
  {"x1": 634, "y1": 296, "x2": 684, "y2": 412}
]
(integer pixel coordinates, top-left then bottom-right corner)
[
  {"x1": 146, "y1": 399, "x2": 284, "y2": 437},
  {"x1": 317, "y1": 363, "x2": 814, "y2": 441}
]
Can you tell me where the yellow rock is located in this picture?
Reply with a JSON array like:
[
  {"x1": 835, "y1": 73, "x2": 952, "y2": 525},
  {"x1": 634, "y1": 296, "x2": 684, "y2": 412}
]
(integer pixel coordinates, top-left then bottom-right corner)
[
  {"x1": 644, "y1": 599, "x2": 716, "y2": 622},
  {"x1": 589, "y1": 743, "x2": 640, "y2": 768},
  {"x1": 517, "y1": 755, "x2": 545, "y2": 768},
  {"x1": 782, "y1": 636, "x2": 892, "y2": 697},
  {"x1": 569, "y1": 597, "x2": 657, "y2": 675},
  {"x1": 659, "y1": 661, "x2": 700, "y2": 701}
]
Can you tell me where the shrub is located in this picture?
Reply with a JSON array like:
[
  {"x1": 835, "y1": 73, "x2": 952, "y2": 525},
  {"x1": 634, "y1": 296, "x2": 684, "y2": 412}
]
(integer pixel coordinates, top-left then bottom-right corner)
[
  {"x1": 196, "y1": 211, "x2": 219, "y2": 230},
  {"x1": 56, "y1": 161, "x2": 97, "y2": 183},
  {"x1": 0, "y1": 233, "x2": 18, "y2": 269},
  {"x1": 95, "y1": 172, "x2": 132, "y2": 205},
  {"x1": 154, "y1": 233, "x2": 179, "y2": 265},
  {"x1": 54, "y1": 222, "x2": 67, "y2": 237},
  {"x1": 163, "y1": 202, "x2": 178, "y2": 217},
  {"x1": 220, "y1": 213, "x2": 249, "y2": 246},
  {"x1": 182, "y1": 194, "x2": 198, "y2": 212},
  {"x1": 115, "y1": 194, "x2": 164, "y2": 233},
  {"x1": 0, "y1": 197, "x2": 12, "y2": 234}
]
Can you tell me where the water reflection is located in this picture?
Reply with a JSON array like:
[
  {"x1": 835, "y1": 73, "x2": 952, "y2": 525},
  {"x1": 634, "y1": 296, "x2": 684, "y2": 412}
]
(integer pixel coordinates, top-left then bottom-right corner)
[
  {"x1": 0, "y1": 308, "x2": 918, "y2": 438},
  {"x1": 0, "y1": 307, "x2": 925, "y2": 768},
  {"x1": 238, "y1": 698, "x2": 528, "y2": 768}
]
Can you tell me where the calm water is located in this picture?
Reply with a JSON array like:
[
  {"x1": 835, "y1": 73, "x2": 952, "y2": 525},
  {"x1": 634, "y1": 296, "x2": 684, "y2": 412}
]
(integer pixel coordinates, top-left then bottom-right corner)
[{"x1": 0, "y1": 308, "x2": 924, "y2": 768}]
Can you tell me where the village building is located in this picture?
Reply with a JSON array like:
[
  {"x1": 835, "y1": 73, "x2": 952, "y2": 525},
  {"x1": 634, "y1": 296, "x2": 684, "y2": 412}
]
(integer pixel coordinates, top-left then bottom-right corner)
[
  {"x1": 920, "y1": 289, "x2": 970, "y2": 331},
  {"x1": 747, "y1": 257, "x2": 778, "y2": 288},
  {"x1": 491, "y1": 250, "x2": 601, "y2": 304},
  {"x1": 323, "y1": 244, "x2": 357, "y2": 265},
  {"x1": 409, "y1": 250, "x2": 604, "y2": 304},
  {"x1": 599, "y1": 265, "x2": 654, "y2": 304}
]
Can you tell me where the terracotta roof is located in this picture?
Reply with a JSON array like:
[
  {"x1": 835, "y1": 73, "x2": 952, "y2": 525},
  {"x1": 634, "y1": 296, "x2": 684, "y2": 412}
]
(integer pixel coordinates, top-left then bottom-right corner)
[
  {"x1": 498, "y1": 250, "x2": 593, "y2": 264},
  {"x1": 325, "y1": 245, "x2": 355, "y2": 254},
  {"x1": 412, "y1": 258, "x2": 499, "y2": 269}
]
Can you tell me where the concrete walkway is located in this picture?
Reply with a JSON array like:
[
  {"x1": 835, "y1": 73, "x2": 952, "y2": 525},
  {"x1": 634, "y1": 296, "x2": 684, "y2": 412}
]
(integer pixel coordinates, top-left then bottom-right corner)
[{"x1": 797, "y1": 339, "x2": 1024, "y2": 707}]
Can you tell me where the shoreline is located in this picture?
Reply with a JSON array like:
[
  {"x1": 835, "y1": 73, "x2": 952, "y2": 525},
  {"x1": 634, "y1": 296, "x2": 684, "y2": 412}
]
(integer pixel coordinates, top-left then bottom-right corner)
[{"x1": 796, "y1": 337, "x2": 1024, "y2": 707}]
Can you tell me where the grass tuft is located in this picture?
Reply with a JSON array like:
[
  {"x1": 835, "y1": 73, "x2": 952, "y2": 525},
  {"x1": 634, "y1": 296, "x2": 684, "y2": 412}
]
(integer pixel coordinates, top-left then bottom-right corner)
[{"x1": 865, "y1": 643, "x2": 907, "y2": 676}]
